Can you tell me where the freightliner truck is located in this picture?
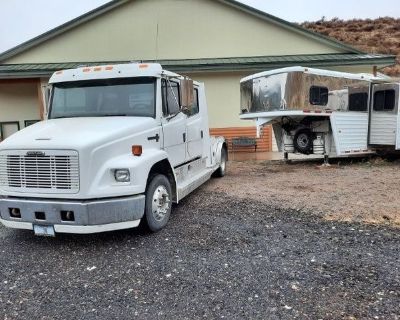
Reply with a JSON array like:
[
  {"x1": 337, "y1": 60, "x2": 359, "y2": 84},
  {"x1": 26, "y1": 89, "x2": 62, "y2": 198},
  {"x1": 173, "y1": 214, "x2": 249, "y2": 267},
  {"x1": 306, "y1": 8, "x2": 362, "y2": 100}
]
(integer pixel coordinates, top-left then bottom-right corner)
[{"x1": 0, "y1": 63, "x2": 227, "y2": 236}]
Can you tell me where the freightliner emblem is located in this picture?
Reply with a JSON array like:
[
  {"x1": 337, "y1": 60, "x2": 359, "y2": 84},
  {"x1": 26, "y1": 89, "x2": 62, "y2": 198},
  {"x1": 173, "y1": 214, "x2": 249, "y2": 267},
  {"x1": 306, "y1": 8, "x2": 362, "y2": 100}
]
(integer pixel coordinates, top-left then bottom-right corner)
[{"x1": 26, "y1": 151, "x2": 45, "y2": 157}]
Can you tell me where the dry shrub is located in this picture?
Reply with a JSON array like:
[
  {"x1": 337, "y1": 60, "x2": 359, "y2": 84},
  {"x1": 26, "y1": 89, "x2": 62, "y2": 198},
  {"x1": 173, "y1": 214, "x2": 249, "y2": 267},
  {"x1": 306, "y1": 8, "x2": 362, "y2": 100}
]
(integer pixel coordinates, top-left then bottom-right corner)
[{"x1": 301, "y1": 17, "x2": 400, "y2": 76}]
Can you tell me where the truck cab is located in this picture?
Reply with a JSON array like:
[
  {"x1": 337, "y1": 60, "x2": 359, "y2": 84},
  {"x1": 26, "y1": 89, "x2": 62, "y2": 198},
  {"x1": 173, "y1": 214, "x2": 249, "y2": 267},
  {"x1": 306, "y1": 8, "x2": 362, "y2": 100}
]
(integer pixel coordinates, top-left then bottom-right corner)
[{"x1": 0, "y1": 63, "x2": 227, "y2": 236}]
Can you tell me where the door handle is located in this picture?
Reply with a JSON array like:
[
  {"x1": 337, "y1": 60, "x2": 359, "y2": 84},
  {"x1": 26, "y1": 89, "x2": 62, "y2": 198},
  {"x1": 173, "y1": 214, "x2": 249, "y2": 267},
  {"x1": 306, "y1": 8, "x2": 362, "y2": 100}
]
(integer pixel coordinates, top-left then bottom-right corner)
[
  {"x1": 201, "y1": 130, "x2": 204, "y2": 139},
  {"x1": 147, "y1": 133, "x2": 160, "y2": 142},
  {"x1": 183, "y1": 133, "x2": 186, "y2": 142}
]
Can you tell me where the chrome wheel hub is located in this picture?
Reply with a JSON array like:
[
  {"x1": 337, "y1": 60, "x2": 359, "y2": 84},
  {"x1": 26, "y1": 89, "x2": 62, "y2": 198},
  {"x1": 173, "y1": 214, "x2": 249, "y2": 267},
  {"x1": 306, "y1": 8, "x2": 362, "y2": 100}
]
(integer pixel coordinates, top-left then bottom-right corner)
[
  {"x1": 220, "y1": 153, "x2": 226, "y2": 173},
  {"x1": 152, "y1": 185, "x2": 170, "y2": 221}
]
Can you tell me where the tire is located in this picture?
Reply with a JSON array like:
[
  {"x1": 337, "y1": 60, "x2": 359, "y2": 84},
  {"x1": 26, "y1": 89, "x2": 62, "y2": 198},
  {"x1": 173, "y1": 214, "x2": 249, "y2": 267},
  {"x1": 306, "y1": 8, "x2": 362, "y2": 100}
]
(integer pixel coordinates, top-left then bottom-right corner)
[
  {"x1": 214, "y1": 147, "x2": 227, "y2": 177},
  {"x1": 143, "y1": 174, "x2": 172, "y2": 232},
  {"x1": 293, "y1": 128, "x2": 313, "y2": 154}
]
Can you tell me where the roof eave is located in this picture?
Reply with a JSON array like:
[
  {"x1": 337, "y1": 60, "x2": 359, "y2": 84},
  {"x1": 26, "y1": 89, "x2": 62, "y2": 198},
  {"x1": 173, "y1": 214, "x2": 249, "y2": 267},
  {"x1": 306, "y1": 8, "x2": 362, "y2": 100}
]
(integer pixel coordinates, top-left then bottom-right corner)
[
  {"x1": 0, "y1": 55, "x2": 394, "y2": 79},
  {"x1": 169, "y1": 59, "x2": 395, "y2": 73}
]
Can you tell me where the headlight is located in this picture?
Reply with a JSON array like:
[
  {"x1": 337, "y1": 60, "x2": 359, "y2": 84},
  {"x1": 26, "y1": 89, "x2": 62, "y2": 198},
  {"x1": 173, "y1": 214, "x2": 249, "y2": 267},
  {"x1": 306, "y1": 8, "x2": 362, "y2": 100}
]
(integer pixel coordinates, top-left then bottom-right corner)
[{"x1": 114, "y1": 169, "x2": 130, "y2": 182}]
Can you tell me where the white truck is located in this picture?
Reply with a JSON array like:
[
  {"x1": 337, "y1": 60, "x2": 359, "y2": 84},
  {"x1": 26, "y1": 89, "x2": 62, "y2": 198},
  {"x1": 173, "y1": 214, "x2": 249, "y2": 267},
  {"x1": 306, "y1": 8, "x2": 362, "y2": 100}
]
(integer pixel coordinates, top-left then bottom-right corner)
[
  {"x1": 240, "y1": 66, "x2": 399, "y2": 161},
  {"x1": 0, "y1": 63, "x2": 227, "y2": 236}
]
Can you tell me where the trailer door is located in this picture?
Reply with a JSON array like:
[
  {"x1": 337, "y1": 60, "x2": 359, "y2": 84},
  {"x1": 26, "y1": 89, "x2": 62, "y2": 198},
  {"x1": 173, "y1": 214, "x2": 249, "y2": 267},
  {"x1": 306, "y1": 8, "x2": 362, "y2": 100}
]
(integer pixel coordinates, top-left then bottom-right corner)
[
  {"x1": 395, "y1": 84, "x2": 400, "y2": 149},
  {"x1": 369, "y1": 83, "x2": 399, "y2": 146}
]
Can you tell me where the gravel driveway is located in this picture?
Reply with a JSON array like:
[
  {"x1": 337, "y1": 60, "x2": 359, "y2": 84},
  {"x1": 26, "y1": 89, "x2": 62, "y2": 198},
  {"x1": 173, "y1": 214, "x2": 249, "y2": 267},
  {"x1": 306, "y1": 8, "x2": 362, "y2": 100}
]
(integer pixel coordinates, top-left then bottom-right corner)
[{"x1": 0, "y1": 161, "x2": 399, "y2": 319}]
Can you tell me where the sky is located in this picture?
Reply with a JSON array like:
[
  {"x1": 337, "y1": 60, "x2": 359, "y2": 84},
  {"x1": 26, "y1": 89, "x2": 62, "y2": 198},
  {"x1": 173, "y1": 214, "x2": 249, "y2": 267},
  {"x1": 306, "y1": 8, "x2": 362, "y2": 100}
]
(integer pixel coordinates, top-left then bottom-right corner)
[{"x1": 0, "y1": 0, "x2": 399, "y2": 54}]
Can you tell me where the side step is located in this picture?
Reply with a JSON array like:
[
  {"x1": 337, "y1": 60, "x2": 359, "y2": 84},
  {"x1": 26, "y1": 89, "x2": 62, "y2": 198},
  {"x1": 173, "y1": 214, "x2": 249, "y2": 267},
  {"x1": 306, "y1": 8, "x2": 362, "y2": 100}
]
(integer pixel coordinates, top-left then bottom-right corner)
[
  {"x1": 176, "y1": 168, "x2": 214, "y2": 202},
  {"x1": 174, "y1": 158, "x2": 216, "y2": 202}
]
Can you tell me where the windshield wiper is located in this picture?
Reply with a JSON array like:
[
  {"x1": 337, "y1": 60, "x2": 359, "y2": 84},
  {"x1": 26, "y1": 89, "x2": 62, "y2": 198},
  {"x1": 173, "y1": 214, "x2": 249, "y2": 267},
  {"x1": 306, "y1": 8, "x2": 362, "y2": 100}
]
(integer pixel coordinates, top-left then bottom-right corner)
[
  {"x1": 51, "y1": 114, "x2": 128, "y2": 119},
  {"x1": 52, "y1": 115, "x2": 81, "y2": 119},
  {"x1": 98, "y1": 114, "x2": 128, "y2": 117}
]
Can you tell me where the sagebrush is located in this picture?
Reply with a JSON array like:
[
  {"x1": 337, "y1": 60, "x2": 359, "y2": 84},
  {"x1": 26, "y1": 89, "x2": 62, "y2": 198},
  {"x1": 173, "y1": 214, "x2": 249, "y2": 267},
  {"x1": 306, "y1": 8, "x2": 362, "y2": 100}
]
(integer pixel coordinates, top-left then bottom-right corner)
[{"x1": 301, "y1": 17, "x2": 400, "y2": 76}]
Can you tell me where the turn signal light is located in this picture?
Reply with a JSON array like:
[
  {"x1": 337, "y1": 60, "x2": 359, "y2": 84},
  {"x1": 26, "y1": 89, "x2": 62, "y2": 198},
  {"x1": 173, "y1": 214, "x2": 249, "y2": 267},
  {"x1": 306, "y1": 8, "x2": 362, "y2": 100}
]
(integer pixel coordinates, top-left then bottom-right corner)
[{"x1": 132, "y1": 145, "x2": 142, "y2": 156}]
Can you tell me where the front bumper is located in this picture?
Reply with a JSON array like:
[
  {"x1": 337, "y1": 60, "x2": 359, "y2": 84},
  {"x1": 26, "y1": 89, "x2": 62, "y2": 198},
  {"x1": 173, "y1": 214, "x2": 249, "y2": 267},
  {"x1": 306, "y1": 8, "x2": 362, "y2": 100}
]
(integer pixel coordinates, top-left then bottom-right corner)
[{"x1": 0, "y1": 195, "x2": 145, "y2": 234}]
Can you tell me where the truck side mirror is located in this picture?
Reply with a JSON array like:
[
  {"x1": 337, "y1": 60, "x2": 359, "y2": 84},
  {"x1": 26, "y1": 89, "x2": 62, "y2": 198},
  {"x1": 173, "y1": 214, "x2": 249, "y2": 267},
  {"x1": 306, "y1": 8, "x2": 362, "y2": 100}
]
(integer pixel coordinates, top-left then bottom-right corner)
[
  {"x1": 45, "y1": 88, "x2": 51, "y2": 108},
  {"x1": 180, "y1": 77, "x2": 194, "y2": 109}
]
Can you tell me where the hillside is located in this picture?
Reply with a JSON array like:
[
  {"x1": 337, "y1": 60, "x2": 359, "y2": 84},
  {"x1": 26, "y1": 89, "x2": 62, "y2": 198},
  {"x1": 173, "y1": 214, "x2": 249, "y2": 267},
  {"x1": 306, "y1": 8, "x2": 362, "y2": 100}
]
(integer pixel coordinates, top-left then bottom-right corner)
[{"x1": 301, "y1": 17, "x2": 400, "y2": 76}]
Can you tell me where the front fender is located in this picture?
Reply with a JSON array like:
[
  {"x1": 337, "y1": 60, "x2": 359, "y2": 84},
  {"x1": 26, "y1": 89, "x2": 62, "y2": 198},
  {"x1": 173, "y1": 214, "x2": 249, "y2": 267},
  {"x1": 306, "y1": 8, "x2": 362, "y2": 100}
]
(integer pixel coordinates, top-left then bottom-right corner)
[{"x1": 86, "y1": 149, "x2": 172, "y2": 198}]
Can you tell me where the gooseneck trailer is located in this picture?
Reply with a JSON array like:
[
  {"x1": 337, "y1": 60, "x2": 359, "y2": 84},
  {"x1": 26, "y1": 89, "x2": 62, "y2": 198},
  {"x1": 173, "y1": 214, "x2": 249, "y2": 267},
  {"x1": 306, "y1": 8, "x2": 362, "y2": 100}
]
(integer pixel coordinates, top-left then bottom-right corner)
[{"x1": 240, "y1": 67, "x2": 399, "y2": 160}]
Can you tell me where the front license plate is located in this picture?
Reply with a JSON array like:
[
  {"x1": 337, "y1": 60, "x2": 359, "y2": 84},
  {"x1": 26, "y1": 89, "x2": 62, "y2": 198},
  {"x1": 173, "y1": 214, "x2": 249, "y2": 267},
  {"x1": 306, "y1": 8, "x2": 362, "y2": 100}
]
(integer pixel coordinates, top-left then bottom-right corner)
[{"x1": 33, "y1": 225, "x2": 55, "y2": 237}]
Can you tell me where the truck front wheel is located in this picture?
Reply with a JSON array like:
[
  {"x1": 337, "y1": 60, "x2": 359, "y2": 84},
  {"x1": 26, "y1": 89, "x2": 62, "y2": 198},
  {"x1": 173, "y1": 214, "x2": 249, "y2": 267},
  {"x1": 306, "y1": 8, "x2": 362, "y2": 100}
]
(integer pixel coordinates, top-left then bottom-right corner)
[{"x1": 143, "y1": 174, "x2": 172, "y2": 232}]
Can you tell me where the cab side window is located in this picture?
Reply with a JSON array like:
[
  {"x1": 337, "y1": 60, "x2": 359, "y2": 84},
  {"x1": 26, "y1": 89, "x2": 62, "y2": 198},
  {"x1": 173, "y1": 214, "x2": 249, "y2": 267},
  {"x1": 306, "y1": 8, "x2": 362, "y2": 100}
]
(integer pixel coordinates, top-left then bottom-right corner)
[
  {"x1": 162, "y1": 79, "x2": 180, "y2": 116},
  {"x1": 189, "y1": 88, "x2": 200, "y2": 116}
]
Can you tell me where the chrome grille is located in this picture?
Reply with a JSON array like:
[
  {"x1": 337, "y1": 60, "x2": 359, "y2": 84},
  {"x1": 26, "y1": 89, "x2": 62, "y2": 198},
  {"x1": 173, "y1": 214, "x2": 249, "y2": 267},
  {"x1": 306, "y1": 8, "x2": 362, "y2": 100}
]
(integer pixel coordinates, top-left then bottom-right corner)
[{"x1": 0, "y1": 150, "x2": 79, "y2": 194}]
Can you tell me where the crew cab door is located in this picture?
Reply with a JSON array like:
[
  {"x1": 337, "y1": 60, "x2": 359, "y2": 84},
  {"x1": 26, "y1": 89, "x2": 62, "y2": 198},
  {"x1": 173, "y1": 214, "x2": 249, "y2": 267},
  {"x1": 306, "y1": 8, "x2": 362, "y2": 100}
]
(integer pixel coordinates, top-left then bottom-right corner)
[
  {"x1": 186, "y1": 87, "x2": 204, "y2": 160},
  {"x1": 161, "y1": 79, "x2": 187, "y2": 167},
  {"x1": 369, "y1": 83, "x2": 399, "y2": 146}
]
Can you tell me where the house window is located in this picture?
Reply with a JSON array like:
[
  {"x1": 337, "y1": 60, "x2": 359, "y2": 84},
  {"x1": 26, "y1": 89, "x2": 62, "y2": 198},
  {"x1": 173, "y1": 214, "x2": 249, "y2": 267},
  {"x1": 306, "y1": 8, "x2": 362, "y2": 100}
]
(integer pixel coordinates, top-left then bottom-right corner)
[
  {"x1": 0, "y1": 122, "x2": 20, "y2": 140},
  {"x1": 162, "y1": 79, "x2": 180, "y2": 116},
  {"x1": 349, "y1": 93, "x2": 368, "y2": 112},
  {"x1": 309, "y1": 86, "x2": 329, "y2": 106},
  {"x1": 373, "y1": 90, "x2": 396, "y2": 111},
  {"x1": 25, "y1": 120, "x2": 40, "y2": 127}
]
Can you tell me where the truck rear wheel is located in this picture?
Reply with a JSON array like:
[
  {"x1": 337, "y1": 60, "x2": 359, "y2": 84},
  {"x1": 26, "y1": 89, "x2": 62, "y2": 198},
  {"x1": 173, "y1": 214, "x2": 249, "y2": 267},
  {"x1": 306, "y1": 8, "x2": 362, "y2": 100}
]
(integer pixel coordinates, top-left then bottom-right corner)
[
  {"x1": 214, "y1": 147, "x2": 227, "y2": 177},
  {"x1": 143, "y1": 174, "x2": 172, "y2": 232}
]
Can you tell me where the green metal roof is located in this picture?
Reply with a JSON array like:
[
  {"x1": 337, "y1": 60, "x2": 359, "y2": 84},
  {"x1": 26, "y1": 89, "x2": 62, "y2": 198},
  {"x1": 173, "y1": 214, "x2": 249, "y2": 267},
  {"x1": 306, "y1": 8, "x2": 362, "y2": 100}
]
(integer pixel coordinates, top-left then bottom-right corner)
[
  {"x1": 0, "y1": 54, "x2": 395, "y2": 78},
  {"x1": 0, "y1": 0, "x2": 365, "y2": 63}
]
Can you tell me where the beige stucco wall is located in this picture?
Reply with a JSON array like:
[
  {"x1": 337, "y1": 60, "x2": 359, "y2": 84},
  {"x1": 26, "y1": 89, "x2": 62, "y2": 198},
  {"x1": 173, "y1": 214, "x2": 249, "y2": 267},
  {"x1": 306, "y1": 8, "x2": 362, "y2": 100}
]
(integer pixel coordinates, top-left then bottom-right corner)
[
  {"x1": 187, "y1": 71, "x2": 251, "y2": 128},
  {"x1": 5, "y1": 0, "x2": 345, "y2": 64},
  {"x1": 0, "y1": 82, "x2": 41, "y2": 131}
]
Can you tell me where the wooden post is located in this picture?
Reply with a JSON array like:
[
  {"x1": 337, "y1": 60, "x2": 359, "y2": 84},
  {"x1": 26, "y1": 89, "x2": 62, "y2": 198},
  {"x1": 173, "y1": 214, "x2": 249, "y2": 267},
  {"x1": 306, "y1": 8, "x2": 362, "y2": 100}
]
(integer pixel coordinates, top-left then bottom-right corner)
[{"x1": 373, "y1": 66, "x2": 378, "y2": 77}]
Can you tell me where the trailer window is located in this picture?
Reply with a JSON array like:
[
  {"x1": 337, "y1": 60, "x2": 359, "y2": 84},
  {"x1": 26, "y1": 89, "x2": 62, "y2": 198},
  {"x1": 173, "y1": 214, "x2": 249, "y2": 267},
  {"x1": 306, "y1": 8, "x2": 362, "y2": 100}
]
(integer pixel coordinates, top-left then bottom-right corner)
[
  {"x1": 162, "y1": 79, "x2": 180, "y2": 116},
  {"x1": 309, "y1": 86, "x2": 328, "y2": 106},
  {"x1": 374, "y1": 90, "x2": 396, "y2": 111},
  {"x1": 349, "y1": 92, "x2": 368, "y2": 112}
]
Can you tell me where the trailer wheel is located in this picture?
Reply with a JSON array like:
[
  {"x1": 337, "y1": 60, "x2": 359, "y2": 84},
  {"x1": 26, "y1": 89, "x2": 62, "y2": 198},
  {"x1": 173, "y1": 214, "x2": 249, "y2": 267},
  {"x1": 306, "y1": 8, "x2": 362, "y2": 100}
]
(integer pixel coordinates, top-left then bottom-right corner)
[
  {"x1": 293, "y1": 128, "x2": 313, "y2": 154},
  {"x1": 215, "y1": 147, "x2": 227, "y2": 177},
  {"x1": 143, "y1": 174, "x2": 172, "y2": 232}
]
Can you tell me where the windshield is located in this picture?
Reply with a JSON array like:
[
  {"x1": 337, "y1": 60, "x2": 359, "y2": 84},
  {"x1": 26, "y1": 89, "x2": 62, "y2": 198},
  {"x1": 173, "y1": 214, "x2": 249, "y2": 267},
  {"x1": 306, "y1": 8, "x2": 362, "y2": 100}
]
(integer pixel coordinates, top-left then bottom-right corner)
[{"x1": 49, "y1": 77, "x2": 156, "y2": 119}]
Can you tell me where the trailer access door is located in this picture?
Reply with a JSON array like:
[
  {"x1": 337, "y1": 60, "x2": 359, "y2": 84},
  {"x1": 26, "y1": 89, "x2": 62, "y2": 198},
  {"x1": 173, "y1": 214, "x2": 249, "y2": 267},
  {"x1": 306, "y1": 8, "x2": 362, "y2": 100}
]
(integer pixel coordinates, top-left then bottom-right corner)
[{"x1": 369, "y1": 83, "x2": 399, "y2": 146}]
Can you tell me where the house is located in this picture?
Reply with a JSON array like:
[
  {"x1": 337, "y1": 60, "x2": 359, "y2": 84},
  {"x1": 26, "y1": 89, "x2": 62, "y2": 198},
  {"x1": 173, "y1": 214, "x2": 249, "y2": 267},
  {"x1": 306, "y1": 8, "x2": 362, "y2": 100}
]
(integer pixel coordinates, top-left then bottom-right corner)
[{"x1": 0, "y1": 0, "x2": 395, "y2": 150}]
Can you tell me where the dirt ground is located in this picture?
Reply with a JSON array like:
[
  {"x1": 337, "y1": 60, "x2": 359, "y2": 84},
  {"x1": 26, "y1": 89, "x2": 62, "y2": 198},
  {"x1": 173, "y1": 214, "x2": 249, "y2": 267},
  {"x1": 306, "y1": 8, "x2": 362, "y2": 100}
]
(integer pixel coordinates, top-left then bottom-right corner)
[
  {"x1": 1, "y1": 157, "x2": 400, "y2": 319},
  {"x1": 207, "y1": 157, "x2": 400, "y2": 227}
]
